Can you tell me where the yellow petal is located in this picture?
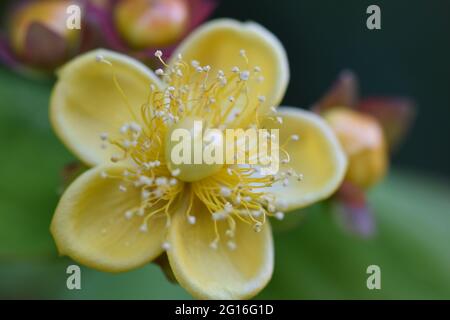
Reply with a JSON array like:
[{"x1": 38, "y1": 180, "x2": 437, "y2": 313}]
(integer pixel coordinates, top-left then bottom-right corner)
[
  {"x1": 167, "y1": 201, "x2": 274, "y2": 299},
  {"x1": 264, "y1": 107, "x2": 347, "y2": 211},
  {"x1": 50, "y1": 49, "x2": 164, "y2": 166},
  {"x1": 51, "y1": 164, "x2": 166, "y2": 272},
  {"x1": 170, "y1": 18, "x2": 289, "y2": 114}
]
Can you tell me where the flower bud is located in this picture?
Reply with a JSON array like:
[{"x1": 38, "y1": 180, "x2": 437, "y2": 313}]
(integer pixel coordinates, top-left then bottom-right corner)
[
  {"x1": 114, "y1": 0, "x2": 189, "y2": 49},
  {"x1": 8, "y1": 0, "x2": 81, "y2": 68},
  {"x1": 324, "y1": 108, "x2": 388, "y2": 189}
]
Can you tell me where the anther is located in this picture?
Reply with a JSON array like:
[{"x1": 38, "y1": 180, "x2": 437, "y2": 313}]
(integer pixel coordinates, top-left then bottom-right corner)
[
  {"x1": 275, "y1": 211, "x2": 285, "y2": 220},
  {"x1": 162, "y1": 241, "x2": 171, "y2": 250},
  {"x1": 154, "y1": 50, "x2": 163, "y2": 58},
  {"x1": 188, "y1": 216, "x2": 196, "y2": 225}
]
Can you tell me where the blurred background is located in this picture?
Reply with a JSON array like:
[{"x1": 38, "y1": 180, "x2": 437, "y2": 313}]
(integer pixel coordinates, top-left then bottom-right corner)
[{"x1": 0, "y1": 0, "x2": 449, "y2": 299}]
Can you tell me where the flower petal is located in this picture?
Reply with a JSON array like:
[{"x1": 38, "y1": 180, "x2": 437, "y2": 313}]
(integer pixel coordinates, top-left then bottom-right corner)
[
  {"x1": 50, "y1": 49, "x2": 164, "y2": 166},
  {"x1": 264, "y1": 107, "x2": 347, "y2": 211},
  {"x1": 312, "y1": 70, "x2": 359, "y2": 113},
  {"x1": 358, "y1": 97, "x2": 416, "y2": 151},
  {"x1": 51, "y1": 164, "x2": 166, "y2": 272},
  {"x1": 170, "y1": 18, "x2": 289, "y2": 113},
  {"x1": 167, "y1": 200, "x2": 274, "y2": 299}
]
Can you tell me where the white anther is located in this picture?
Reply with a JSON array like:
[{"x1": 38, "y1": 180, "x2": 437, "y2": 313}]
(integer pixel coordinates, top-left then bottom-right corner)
[
  {"x1": 191, "y1": 60, "x2": 199, "y2": 67},
  {"x1": 153, "y1": 188, "x2": 163, "y2": 197},
  {"x1": 154, "y1": 50, "x2": 163, "y2": 58},
  {"x1": 217, "y1": 70, "x2": 224, "y2": 77},
  {"x1": 122, "y1": 140, "x2": 132, "y2": 149},
  {"x1": 276, "y1": 116, "x2": 283, "y2": 124},
  {"x1": 291, "y1": 134, "x2": 300, "y2": 141},
  {"x1": 212, "y1": 211, "x2": 225, "y2": 221},
  {"x1": 239, "y1": 49, "x2": 246, "y2": 57},
  {"x1": 231, "y1": 66, "x2": 240, "y2": 73},
  {"x1": 155, "y1": 68, "x2": 164, "y2": 75},
  {"x1": 162, "y1": 241, "x2": 171, "y2": 250},
  {"x1": 224, "y1": 202, "x2": 234, "y2": 213},
  {"x1": 270, "y1": 106, "x2": 277, "y2": 113},
  {"x1": 268, "y1": 204, "x2": 276, "y2": 213},
  {"x1": 228, "y1": 96, "x2": 235, "y2": 102},
  {"x1": 167, "y1": 86, "x2": 175, "y2": 92},
  {"x1": 129, "y1": 122, "x2": 142, "y2": 133},
  {"x1": 141, "y1": 190, "x2": 151, "y2": 199},
  {"x1": 171, "y1": 168, "x2": 181, "y2": 177},
  {"x1": 124, "y1": 210, "x2": 134, "y2": 220},
  {"x1": 99, "y1": 132, "x2": 108, "y2": 141},
  {"x1": 275, "y1": 211, "x2": 285, "y2": 220},
  {"x1": 169, "y1": 178, "x2": 178, "y2": 186},
  {"x1": 254, "y1": 66, "x2": 261, "y2": 72},
  {"x1": 196, "y1": 66, "x2": 203, "y2": 73},
  {"x1": 156, "y1": 177, "x2": 168, "y2": 186},
  {"x1": 297, "y1": 173, "x2": 304, "y2": 181},
  {"x1": 227, "y1": 168, "x2": 233, "y2": 175},
  {"x1": 120, "y1": 124, "x2": 129, "y2": 134},
  {"x1": 253, "y1": 222, "x2": 263, "y2": 232},
  {"x1": 252, "y1": 210, "x2": 262, "y2": 218},
  {"x1": 227, "y1": 241, "x2": 237, "y2": 251},
  {"x1": 203, "y1": 65, "x2": 211, "y2": 72},
  {"x1": 209, "y1": 241, "x2": 218, "y2": 250},
  {"x1": 139, "y1": 175, "x2": 153, "y2": 186},
  {"x1": 119, "y1": 185, "x2": 127, "y2": 192},
  {"x1": 220, "y1": 187, "x2": 231, "y2": 197},
  {"x1": 139, "y1": 223, "x2": 148, "y2": 232},
  {"x1": 239, "y1": 70, "x2": 250, "y2": 81},
  {"x1": 258, "y1": 95, "x2": 266, "y2": 102},
  {"x1": 188, "y1": 215, "x2": 196, "y2": 225}
]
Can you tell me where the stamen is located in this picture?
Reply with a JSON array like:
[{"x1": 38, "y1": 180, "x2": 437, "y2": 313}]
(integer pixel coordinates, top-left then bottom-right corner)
[{"x1": 96, "y1": 50, "x2": 299, "y2": 250}]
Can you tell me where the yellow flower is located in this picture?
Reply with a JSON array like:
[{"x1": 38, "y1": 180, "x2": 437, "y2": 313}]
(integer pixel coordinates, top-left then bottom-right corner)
[{"x1": 50, "y1": 19, "x2": 347, "y2": 299}]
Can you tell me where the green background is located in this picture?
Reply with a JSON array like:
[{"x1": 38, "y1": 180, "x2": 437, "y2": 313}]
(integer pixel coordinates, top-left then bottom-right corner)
[{"x1": 0, "y1": 0, "x2": 449, "y2": 299}]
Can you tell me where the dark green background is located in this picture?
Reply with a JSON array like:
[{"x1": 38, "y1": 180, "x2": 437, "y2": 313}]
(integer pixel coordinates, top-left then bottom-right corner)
[{"x1": 214, "y1": 0, "x2": 450, "y2": 178}]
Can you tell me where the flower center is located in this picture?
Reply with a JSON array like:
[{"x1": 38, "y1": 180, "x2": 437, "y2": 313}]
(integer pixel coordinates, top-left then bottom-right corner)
[
  {"x1": 165, "y1": 116, "x2": 224, "y2": 182},
  {"x1": 95, "y1": 50, "x2": 303, "y2": 250}
]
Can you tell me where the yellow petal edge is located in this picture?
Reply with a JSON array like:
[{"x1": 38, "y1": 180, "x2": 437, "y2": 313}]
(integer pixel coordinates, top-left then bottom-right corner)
[
  {"x1": 170, "y1": 18, "x2": 290, "y2": 113},
  {"x1": 167, "y1": 202, "x2": 274, "y2": 300},
  {"x1": 50, "y1": 49, "x2": 164, "y2": 166},
  {"x1": 51, "y1": 164, "x2": 166, "y2": 272},
  {"x1": 266, "y1": 107, "x2": 348, "y2": 211}
]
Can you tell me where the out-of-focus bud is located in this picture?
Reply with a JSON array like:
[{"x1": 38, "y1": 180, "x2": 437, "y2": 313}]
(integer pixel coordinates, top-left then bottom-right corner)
[
  {"x1": 324, "y1": 108, "x2": 388, "y2": 190},
  {"x1": 114, "y1": 0, "x2": 189, "y2": 49},
  {"x1": 8, "y1": 0, "x2": 81, "y2": 69}
]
